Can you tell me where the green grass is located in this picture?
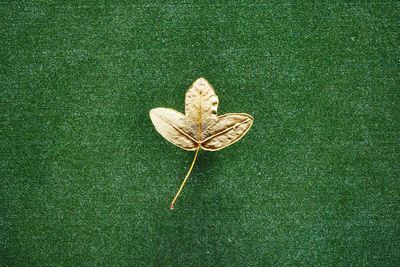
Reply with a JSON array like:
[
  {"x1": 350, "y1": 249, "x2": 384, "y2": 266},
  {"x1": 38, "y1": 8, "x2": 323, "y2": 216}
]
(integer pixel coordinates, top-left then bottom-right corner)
[{"x1": 1, "y1": 1, "x2": 399, "y2": 266}]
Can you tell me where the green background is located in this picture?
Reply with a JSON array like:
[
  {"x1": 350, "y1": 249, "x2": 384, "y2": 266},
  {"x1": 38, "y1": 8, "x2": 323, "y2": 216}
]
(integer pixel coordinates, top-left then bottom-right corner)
[{"x1": 1, "y1": 1, "x2": 399, "y2": 266}]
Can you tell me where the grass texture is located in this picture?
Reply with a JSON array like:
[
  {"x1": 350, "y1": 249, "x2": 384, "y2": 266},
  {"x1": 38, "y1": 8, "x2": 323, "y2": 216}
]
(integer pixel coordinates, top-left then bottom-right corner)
[{"x1": 1, "y1": 1, "x2": 399, "y2": 266}]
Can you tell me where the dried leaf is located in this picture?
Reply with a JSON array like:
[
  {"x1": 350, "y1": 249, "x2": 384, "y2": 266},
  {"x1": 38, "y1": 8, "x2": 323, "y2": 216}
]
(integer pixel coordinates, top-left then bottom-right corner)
[
  {"x1": 149, "y1": 77, "x2": 254, "y2": 209},
  {"x1": 150, "y1": 78, "x2": 254, "y2": 150}
]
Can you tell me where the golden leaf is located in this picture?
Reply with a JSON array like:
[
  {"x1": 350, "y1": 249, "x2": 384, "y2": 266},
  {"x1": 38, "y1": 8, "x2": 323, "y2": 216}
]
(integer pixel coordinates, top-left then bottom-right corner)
[{"x1": 149, "y1": 77, "x2": 254, "y2": 209}]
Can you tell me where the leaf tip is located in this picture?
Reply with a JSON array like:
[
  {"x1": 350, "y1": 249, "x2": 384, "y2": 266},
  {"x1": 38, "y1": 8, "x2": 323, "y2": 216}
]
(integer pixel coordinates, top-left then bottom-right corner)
[
  {"x1": 194, "y1": 77, "x2": 208, "y2": 85},
  {"x1": 149, "y1": 108, "x2": 156, "y2": 118}
]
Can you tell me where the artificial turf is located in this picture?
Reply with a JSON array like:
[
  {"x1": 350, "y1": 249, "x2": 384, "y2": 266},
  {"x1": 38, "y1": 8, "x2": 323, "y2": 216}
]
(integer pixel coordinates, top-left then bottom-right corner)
[{"x1": 1, "y1": 1, "x2": 399, "y2": 266}]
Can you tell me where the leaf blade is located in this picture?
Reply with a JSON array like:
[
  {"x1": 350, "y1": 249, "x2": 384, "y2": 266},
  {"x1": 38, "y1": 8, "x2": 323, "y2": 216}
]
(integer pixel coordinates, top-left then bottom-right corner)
[
  {"x1": 185, "y1": 77, "x2": 219, "y2": 141},
  {"x1": 201, "y1": 113, "x2": 254, "y2": 151},
  {"x1": 149, "y1": 108, "x2": 198, "y2": 151}
]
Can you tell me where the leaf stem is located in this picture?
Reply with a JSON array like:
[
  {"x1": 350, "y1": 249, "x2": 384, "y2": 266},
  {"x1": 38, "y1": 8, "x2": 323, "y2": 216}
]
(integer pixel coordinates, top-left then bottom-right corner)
[{"x1": 170, "y1": 145, "x2": 200, "y2": 210}]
